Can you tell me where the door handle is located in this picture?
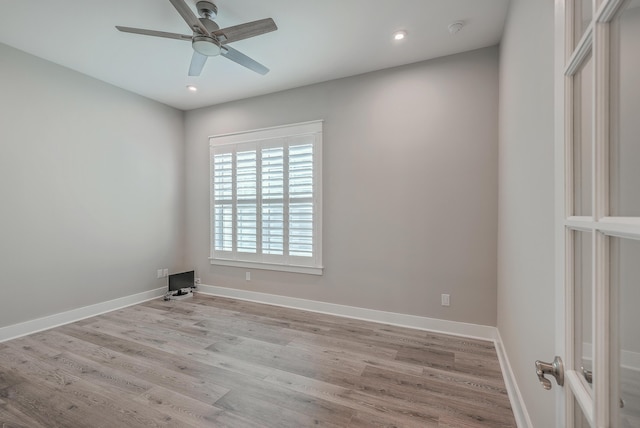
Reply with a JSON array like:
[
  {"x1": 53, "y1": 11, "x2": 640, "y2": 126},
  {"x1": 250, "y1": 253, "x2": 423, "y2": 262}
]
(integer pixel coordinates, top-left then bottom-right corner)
[{"x1": 535, "y1": 356, "x2": 564, "y2": 390}]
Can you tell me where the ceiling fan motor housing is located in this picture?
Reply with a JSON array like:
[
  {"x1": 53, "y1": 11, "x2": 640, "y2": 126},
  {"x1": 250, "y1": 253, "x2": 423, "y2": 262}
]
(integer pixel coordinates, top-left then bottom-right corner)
[{"x1": 193, "y1": 1, "x2": 221, "y2": 56}]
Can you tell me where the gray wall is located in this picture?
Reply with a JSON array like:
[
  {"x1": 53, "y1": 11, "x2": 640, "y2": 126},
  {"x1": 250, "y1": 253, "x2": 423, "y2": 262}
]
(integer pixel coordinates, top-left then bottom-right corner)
[
  {"x1": 185, "y1": 47, "x2": 499, "y2": 326},
  {"x1": 497, "y1": 0, "x2": 556, "y2": 427},
  {"x1": 0, "y1": 43, "x2": 185, "y2": 328}
]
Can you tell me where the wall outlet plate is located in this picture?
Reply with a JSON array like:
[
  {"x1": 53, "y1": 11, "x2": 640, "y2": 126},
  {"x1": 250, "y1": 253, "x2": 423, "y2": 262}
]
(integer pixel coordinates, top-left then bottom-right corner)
[
  {"x1": 441, "y1": 294, "x2": 450, "y2": 307},
  {"x1": 157, "y1": 269, "x2": 163, "y2": 279}
]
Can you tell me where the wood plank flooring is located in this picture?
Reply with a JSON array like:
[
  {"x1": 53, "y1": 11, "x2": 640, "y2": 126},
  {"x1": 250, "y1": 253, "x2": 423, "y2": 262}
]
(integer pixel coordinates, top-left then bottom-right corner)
[{"x1": 0, "y1": 294, "x2": 517, "y2": 427}]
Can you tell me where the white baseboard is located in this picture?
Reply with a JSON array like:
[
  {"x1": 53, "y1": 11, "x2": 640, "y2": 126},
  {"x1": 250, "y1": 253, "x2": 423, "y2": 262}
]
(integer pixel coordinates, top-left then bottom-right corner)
[
  {"x1": 0, "y1": 287, "x2": 166, "y2": 343},
  {"x1": 494, "y1": 329, "x2": 533, "y2": 428},
  {"x1": 196, "y1": 284, "x2": 497, "y2": 341}
]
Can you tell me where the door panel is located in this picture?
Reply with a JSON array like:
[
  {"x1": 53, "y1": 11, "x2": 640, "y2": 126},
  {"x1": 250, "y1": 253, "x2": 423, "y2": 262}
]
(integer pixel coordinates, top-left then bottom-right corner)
[
  {"x1": 573, "y1": 52, "x2": 593, "y2": 217},
  {"x1": 574, "y1": 0, "x2": 593, "y2": 48},
  {"x1": 557, "y1": 0, "x2": 640, "y2": 426},
  {"x1": 576, "y1": 396, "x2": 593, "y2": 428},
  {"x1": 610, "y1": 237, "x2": 640, "y2": 427},
  {"x1": 574, "y1": 230, "x2": 594, "y2": 391},
  {"x1": 609, "y1": 1, "x2": 640, "y2": 217}
]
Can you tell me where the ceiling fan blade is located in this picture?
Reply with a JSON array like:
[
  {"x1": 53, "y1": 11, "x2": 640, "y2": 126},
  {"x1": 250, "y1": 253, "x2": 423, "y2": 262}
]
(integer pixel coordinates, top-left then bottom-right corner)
[
  {"x1": 221, "y1": 46, "x2": 269, "y2": 75},
  {"x1": 214, "y1": 18, "x2": 277, "y2": 44},
  {"x1": 189, "y1": 51, "x2": 208, "y2": 76},
  {"x1": 168, "y1": 0, "x2": 211, "y2": 35},
  {"x1": 116, "y1": 26, "x2": 192, "y2": 41}
]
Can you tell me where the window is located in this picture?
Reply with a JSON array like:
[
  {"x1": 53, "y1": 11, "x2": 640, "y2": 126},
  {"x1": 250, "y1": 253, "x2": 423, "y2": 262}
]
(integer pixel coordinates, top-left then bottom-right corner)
[{"x1": 209, "y1": 121, "x2": 323, "y2": 275}]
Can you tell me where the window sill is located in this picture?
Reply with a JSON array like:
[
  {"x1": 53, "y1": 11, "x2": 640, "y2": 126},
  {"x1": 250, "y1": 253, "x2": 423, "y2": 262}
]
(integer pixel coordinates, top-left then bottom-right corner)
[{"x1": 209, "y1": 258, "x2": 323, "y2": 276}]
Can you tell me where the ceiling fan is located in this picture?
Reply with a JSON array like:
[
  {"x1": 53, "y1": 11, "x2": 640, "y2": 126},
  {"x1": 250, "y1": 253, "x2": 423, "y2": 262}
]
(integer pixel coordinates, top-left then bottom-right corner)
[{"x1": 116, "y1": 0, "x2": 277, "y2": 76}]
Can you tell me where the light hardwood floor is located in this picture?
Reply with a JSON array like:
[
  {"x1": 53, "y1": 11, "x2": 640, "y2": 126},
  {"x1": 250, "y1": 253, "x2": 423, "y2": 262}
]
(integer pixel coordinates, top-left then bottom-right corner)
[{"x1": 0, "y1": 294, "x2": 517, "y2": 427}]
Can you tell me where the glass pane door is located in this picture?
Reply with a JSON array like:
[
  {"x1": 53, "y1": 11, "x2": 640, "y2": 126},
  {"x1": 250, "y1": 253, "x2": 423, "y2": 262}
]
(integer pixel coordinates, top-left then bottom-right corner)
[
  {"x1": 574, "y1": 0, "x2": 593, "y2": 48},
  {"x1": 574, "y1": 231, "x2": 593, "y2": 392},
  {"x1": 559, "y1": 0, "x2": 640, "y2": 426},
  {"x1": 610, "y1": 237, "x2": 640, "y2": 427},
  {"x1": 609, "y1": 0, "x2": 640, "y2": 217},
  {"x1": 573, "y1": 52, "x2": 593, "y2": 217},
  {"x1": 608, "y1": 3, "x2": 640, "y2": 424}
]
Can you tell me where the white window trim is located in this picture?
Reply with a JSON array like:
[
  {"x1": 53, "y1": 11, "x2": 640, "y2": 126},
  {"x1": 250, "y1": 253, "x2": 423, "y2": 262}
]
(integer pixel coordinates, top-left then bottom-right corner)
[
  {"x1": 208, "y1": 258, "x2": 323, "y2": 275},
  {"x1": 209, "y1": 120, "x2": 323, "y2": 275}
]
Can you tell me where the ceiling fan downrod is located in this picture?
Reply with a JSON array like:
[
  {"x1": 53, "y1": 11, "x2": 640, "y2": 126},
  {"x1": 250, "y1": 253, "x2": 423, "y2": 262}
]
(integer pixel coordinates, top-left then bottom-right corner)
[{"x1": 196, "y1": 1, "x2": 218, "y2": 20}]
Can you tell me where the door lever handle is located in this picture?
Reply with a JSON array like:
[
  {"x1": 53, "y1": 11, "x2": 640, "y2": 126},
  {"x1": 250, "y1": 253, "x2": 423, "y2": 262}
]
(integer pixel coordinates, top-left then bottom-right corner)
[{"x1": 535, "y1": 356, "x2": 564, "y2": 390}]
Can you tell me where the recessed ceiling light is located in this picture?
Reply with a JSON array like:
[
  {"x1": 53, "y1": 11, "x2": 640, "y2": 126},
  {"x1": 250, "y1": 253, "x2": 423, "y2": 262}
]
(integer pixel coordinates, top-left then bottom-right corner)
[
  {"x1": 393, "y1": 30, "x2": 407, "y2": 41},
  {"x1": 448, "y1": 21, "x2": 465, "y2": 34},
  {"x1": 186, "y1": 85, "x2": 198, "y2": 92}
]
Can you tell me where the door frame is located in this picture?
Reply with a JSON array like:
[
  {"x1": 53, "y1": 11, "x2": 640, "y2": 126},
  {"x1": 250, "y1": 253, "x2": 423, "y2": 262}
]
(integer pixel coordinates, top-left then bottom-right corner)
[{"x1": 554, "y1": 0, "x2": 568, "y2": 424}]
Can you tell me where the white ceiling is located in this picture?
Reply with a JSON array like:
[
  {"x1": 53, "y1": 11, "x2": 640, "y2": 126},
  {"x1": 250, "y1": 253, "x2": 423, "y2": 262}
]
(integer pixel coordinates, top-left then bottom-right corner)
[{"x1": 0, "y1": 0, "x2": 510, "y2": 111}]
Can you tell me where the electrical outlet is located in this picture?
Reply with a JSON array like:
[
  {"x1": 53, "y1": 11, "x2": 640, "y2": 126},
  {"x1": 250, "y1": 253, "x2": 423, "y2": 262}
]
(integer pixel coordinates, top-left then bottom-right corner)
[
  {"x1": 157, "y1": 269, "x2": 163, "y2": 279},
  {"x1": 441, "y1": 294, "x2": 450, "y2": 307},
  {"x1": 163, "y1": 268, "x2": 168, "y2": 277},
  {"x1": 195, "y1": 278, "x2": 201, "y2": 284},
  {"x1": 246, "y1": 271, "x2": 251, "y2": 281}
]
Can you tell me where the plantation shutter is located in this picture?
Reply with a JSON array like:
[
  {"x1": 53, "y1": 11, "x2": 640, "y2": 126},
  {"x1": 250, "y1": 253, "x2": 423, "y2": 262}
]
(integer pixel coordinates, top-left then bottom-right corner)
[
  {"x1": 288, "y1": 140, "x2": 314, "y2": 258},
  {"x1": 261, "y1": 145, "x2": 285, "y2": 256},
  {"x1": 210, "y1": 121, "x2": 323, "y2": 275}
]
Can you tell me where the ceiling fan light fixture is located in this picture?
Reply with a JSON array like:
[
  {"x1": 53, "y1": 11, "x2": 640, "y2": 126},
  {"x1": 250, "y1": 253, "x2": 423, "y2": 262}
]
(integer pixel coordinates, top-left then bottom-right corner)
[{"x1": 192, "y1": 36, "x2": 221, "y2": 56}]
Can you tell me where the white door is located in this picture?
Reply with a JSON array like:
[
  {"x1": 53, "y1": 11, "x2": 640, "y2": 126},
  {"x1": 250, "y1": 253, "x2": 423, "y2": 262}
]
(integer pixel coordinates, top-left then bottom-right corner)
[{"x1": 552, "y1": 0, "x2": 640, "y2": 427}]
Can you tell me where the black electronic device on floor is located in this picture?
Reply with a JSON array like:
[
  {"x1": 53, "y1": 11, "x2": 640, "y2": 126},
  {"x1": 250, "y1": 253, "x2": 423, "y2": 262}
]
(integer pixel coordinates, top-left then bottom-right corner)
[{"x1": 167, "y1": 270, "x2": 195, "y2": 300}]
